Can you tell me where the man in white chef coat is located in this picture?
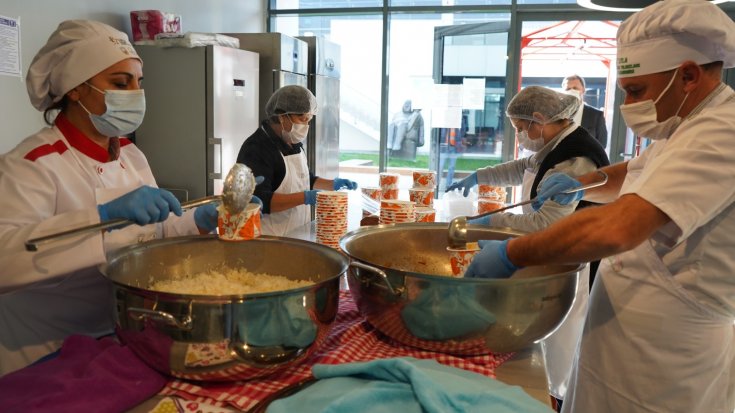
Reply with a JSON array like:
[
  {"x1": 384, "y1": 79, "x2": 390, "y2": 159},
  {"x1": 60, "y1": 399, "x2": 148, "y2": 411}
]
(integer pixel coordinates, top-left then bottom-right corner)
[{"x1": 464, "y1": 1, "x2": 735, "y2": 412}]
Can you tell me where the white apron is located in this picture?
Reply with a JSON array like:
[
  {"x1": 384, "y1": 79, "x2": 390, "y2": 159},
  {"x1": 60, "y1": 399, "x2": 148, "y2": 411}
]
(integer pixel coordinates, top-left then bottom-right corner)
[
  {"x1": 261, "y1": 150, "x2": 310, "y2": 236},
  {"x1": 522, "y1": 168, "x2": 590, "y2": 400},
  {"x1": 563, "y1": 243, "x2": 735, "y2": 412}
]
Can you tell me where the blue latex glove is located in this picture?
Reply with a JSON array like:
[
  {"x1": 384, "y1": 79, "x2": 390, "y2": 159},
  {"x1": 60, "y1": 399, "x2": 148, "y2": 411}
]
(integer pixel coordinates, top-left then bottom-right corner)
[
  {"x1": 532, "y1": 173, "x2": 582, "y2": 211},
  {"x1": 445, "y1": 172, "x2": 478, "y2": 196},
  {"x1": 333, "y1": 177, "x2": 358, "y2": 190},
  {"x1": 98, "y1": 186, "x2": 182, "y2": 226},
  {"x1": 304, "y1": 190, "x2": 320, "y2": 206},
  {"x1": 468, "y1": 214, "x2": 492, "y2": 226},
  {"x1": 194, "y1": 203, "x2": 218, "y2": 233},
  {"x1": 255, "y1": 176, "x2": 264, "y2": 185},
  {"x1": 250, "y1": 195, "x2": 263, "y2": 210},
  {"x1": 463, "y1": 239, "x2": 520, "y2": 279}
]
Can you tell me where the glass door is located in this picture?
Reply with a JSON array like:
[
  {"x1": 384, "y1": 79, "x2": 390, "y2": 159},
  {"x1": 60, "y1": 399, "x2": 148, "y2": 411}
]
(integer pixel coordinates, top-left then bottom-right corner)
[{"x1": 431, "y1": 21, "x2": 511, "y2": 192}]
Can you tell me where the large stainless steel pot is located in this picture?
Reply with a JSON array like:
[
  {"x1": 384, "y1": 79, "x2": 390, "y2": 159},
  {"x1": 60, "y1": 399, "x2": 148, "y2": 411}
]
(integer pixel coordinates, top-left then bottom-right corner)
[
  {"x1": 100, "y1": 235, "x2": 349, "y2": 382},
  {"x1": 339, "y1": 223, "x2": 582, "y2": 355}
]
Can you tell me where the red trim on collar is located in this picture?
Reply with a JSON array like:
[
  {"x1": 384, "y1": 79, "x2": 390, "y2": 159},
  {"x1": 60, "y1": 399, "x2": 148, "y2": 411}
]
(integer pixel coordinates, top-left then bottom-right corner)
[
  {"x1": 120, "y1": 138, "x2": 133, "y2": 147},
  {"x1": 24, "y1": 140, "x2": 69, "y2": 161},
  {"x1": 54, "y1": 114, "x2": 114, "y2": 163}
]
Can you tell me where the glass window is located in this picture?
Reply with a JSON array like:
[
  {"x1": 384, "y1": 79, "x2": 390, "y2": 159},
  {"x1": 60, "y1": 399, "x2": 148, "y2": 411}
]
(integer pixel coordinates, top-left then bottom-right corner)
[
  {"x1": 271, "y1": 0, "x2": 383, "y2": 9},
  {"x1": 386, "y1": 13, "x2": 511, "y2": 192},
  {"x1": 517, "y1": 0, "x2": 576, "y2": 4},
  {"x1": 272, "y1": 14, "x2": 384, "y2": 188},
  {"x1": 390, "y1": 1, "x2": 510, "y2": 5}
]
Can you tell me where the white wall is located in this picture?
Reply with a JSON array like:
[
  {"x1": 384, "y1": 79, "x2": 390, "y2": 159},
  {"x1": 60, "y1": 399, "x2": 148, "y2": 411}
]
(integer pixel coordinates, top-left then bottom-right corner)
[{"x1": 0, "y1": 0, "x2": 265, "y2": 154}]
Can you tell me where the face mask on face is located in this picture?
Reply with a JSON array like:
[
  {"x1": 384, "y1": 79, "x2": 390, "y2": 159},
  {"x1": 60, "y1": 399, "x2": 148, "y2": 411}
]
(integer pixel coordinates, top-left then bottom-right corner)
[
  {"x1": 517, "y1": 121, "x2": 546, "y2": 152},
  {"x1": 79, "y1": 83, "x2": 146, "y2": 137},
  {"x1": 620, "y1": 69, "x2": 689, "y2": 140},
  {"x1": 281, "y1": 115, "x2": 310, "y2": 144}
]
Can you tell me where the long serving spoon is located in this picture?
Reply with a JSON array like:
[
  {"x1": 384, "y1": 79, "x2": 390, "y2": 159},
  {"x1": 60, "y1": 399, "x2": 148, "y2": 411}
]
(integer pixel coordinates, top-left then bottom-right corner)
[
  {"x1": 447, "y1": 171, "x2": 608, "y2": 249},
  {"x1": 24, "y1": 163, "x2": 256, "y2": 252}
]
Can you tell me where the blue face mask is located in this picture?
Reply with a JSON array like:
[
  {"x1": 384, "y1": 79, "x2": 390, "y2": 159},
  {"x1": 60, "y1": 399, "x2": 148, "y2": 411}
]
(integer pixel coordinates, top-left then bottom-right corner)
[{"x1": 79, "y1": 83, "x2": 146, "y2": 137}]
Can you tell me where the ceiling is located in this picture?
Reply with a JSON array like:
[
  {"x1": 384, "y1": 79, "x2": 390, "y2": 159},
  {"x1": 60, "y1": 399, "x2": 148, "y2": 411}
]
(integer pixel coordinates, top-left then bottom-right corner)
[{"x1": 520, "y1": 20, "x2": 620, "y2": 68}]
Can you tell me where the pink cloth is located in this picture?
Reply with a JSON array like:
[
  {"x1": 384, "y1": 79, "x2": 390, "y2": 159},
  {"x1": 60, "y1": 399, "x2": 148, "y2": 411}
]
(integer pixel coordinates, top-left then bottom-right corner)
[{"x1": 0, "y1": 335, "x2": 166, "y2": 413}]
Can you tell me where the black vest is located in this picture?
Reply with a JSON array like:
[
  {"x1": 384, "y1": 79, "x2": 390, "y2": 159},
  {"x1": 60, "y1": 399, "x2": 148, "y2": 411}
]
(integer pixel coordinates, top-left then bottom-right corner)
[{"x1": 530, "y1": 126, "x2": 610, "y2": 209}]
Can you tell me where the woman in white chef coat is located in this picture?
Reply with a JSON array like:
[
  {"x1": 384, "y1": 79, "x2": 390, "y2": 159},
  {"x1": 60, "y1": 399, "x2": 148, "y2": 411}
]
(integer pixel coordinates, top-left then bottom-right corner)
[
  {"x1": 0, "y1": 20, "x2": 219, "y2": 376},
  {"x1": 237, "y1": 85, "x2": 357, "y2": 236},
  {"x1": 465, "y1": 1, "x2": 735, "y2": 412},
  {"x1": 447, "y1": 86, "x2": 609, "y2": 411}
]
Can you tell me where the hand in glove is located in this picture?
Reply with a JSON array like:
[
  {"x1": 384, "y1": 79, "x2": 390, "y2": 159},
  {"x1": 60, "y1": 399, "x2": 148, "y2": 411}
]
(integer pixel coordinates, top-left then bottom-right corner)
[
  {"x1": 304, "y1": 190, "x2": 321, "y2": 206},
  {"x1": 463, "y1": 239, "x2": 520, "y2": 279},
  {"x1": 532, "y1": 173, "x2": 582, "y2": 211},
  {"x1": 98, "y1": 186, "x2": 182, "y2": 226},
  {"x1": 194, "y1": 204, "x2": 218, "y2": 233},
  {"x1": 445, "y1": 172, "x2": 478, "y2": 196},
  {"x1": 333, "y1": 178, "x2": 358, "y2": 190},
  {"x1": 250, "y1": 195, "x2": 263, "y2": 210},
  {"x1": 468, "y1": 214, "x2": 492, "y2": 226},
  {"x1": 255, "y1": 176, "x2": 265, "y2": 185}
]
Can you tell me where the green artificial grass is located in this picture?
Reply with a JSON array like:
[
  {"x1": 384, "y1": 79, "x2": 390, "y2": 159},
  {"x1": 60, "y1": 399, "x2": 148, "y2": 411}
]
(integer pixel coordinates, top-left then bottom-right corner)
[{"x1": 339, "y1": 152, "x2": 501, "y2": 171}]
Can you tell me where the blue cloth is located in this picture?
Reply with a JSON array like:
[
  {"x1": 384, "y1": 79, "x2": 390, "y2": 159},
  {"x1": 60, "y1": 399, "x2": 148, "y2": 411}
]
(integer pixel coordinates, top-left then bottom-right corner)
[
  {"x1": 445, "y1": 172, "x2": 477, "y2": 196},
  {"x1": 234, "y1": 294, "x2": 316, "y2": 348},
  {"x1": 304, "y1": 190, "x2": 320, "y2": 206},
  {"x1": 532, "y1": 173, "x2": 582, "y2": 211},
  {"x1": 333, "y1": 177, "x2": 358, "y2": 190},
  {"x1": 267, "y1": 358, "x2": 554, "y2": 413},
  {"x1": 97, "y1": 185, "x2": 182, "y2": 225},
  {"x1": 464, "y1": 239, "x2": 520, "y2": 279},
  {"x1": 400, "y1": 283, "x2": 495, "y2": 340}
]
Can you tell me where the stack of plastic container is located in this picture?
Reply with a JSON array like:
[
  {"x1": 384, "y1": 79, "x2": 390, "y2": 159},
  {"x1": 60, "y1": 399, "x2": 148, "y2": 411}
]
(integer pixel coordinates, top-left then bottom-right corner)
[
  {"x1": 409, "y1": 170, "x2": 437, "y2": 222},
  {"x1": 379, "y1": 172, "x2": 400, "y2": 200},
  {"x1": 379, "y1": 199, "x2": 416, "y2": 224},
  {"x1": 477, "y1": 184, "x2": 507, "y2": 214},
  {"x1": 315, "y1": 191, "x2": 349, "y2": 249}
]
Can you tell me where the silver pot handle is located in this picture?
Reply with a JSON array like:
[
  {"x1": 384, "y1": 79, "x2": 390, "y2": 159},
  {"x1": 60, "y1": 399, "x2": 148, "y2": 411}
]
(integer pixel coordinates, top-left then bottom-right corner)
[
  {"x1": 127, "y1": 307, "x2": 193, "y2": 330},
  {"x1": 349, "y1": 261, "x2": 401, "y2": 296}
]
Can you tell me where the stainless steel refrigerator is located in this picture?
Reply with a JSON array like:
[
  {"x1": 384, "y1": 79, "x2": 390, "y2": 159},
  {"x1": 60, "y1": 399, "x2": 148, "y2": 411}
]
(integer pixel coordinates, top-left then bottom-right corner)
[
  {"x1": 298, "y1": 36, "x2": 341, "y2": 178},
  {"x1": 133, "y1": 45, "x2": 259, "y2": 201},
  {"x1": 224, "y1": 33, "x2": 309, "y2": 121}
]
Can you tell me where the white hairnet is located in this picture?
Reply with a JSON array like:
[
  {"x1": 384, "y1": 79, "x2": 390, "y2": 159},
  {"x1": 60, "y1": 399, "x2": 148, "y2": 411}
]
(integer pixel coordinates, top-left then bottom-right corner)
[
  {"x1": 264, "y1": 85, "x2": 318, "y2": 119},
  {"x1": 26, "y1": 20, "x2": 140, "y2": 111},
  {"x1": 617, "y1": 0, "x2": 735, "y2": 78},
  {"x1": 505, "y1": 86, "x2": 580, "y2": 124}
]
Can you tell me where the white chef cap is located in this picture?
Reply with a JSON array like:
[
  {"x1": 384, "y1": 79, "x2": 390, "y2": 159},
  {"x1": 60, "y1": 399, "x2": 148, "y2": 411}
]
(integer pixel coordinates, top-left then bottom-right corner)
[
  {"x1": 616, "y1": 0, "x2": 735, "y2": 78},
  {"x1": 506, "y1": 86, "x2": 580, "y2": 124},
  {"x1": 26, "y1": 20, "x2": 140, "y2": 111},
  {"x1": 265, "y1": 85, "x2": 318, "y2": 119}
]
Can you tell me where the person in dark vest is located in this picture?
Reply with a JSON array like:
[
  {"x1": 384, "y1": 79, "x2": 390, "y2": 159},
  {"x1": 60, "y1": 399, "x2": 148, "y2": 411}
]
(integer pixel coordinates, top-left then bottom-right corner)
[{"x1": 446, "y1": 85, "x2": 609, "y2": 411}]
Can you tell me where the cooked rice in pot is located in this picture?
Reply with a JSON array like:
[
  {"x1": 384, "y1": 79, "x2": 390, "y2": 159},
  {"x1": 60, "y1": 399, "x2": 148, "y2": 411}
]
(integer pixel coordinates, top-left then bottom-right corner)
[{"x1": 149, "y1": 268, "x2": 313, "y2": 295}]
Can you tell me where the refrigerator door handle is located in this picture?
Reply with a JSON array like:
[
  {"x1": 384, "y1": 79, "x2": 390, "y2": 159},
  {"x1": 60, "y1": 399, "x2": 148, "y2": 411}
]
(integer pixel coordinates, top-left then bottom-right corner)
[{"x1": 208, "y1": 137, "x2": 223, "y2": 179}]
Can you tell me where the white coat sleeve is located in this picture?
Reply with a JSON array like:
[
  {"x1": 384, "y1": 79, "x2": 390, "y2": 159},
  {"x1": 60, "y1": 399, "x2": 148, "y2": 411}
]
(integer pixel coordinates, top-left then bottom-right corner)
[
  {"x1": 0, "y1": 156, "x2": 106, "y2": 292},
  {"x1": 475, "y1": 158, "x2": 530, "y2": 187},
  {"x1": 490, "y1": 156, "x2": 598, "y2": 233}
]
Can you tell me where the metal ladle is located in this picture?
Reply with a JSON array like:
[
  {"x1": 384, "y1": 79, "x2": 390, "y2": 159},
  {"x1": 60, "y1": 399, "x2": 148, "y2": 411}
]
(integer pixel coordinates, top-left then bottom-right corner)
[
  {"x1": 447, "y1": 171, "x2": 608, "y2": 249},
  {"x1": 24, "y1": 163, "x2": 256, "y2": 251}
]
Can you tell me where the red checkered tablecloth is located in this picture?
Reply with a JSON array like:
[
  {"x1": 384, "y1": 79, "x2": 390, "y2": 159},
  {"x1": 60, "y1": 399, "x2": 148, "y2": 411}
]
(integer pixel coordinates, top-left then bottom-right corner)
[{"x1": 158, "y1": 290, "x2": 514, "y2": 411}]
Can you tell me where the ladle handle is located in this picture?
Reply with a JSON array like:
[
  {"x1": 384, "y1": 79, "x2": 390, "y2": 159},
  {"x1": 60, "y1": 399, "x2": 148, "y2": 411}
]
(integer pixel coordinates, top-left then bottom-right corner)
[
  {"x1": 24, "y1": 195, "x2": 221, "y2": 251},
  {"x1": 468, "y1": 170, "x2": 608, "y2": 221}
]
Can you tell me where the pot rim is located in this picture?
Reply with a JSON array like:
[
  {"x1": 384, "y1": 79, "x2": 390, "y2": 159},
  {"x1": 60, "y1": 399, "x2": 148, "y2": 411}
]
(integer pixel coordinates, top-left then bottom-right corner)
[
  {"x1": 339, "y1": 222, "x2": 584, "y2": 282},
  {"x1": 100, "y1": 234, "x2": 350, "y2": 300}
]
